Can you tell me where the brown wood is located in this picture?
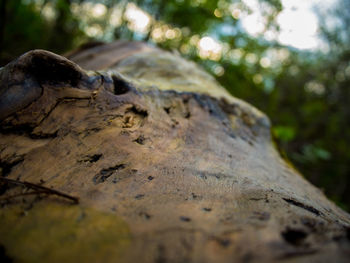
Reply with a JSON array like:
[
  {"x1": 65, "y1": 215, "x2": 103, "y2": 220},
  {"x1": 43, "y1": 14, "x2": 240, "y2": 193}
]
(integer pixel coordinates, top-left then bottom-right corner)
[{"x1": 0, "y1": 41, "x2": 349, "y2": 263}]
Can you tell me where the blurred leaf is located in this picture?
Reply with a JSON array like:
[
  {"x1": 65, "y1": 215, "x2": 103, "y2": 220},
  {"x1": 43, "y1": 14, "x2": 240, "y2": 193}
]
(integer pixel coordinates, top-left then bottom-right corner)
[{"x1": 273, "y1": 125, "x2": 296, "y2": 142}]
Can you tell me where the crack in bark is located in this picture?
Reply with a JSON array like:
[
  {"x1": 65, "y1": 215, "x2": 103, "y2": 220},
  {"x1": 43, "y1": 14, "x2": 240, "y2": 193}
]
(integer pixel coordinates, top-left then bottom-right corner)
[
  {"x1": 93, "y1": 164, "x2": 126, "y2": 184},
  {"x1": 283, "y1": 198, "x2": 322, "y2": 216},
  {"x1": 78, "y1": 154, "x2": 102, "y2": 163}
]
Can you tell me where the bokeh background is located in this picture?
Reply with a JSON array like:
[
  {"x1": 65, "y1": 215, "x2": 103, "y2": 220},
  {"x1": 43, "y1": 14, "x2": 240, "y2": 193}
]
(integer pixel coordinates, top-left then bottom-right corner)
[{"x1": 1, "y1": 0, "x2": 349, "y2": 210}]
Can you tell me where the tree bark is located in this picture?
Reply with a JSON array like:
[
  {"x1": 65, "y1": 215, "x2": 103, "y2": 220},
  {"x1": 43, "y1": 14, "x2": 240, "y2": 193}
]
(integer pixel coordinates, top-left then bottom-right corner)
[{"x1": 0, "y1": 41, "x2": 349, "y2": 263}]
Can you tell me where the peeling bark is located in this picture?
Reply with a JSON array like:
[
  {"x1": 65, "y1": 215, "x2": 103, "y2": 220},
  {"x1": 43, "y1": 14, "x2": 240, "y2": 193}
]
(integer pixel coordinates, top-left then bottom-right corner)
[{"x1": 0, "y1": 41, "x2": 349, "y2": 263}]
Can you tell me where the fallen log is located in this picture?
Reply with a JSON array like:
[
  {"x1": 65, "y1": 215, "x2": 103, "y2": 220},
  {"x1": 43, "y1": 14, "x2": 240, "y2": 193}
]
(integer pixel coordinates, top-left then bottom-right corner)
[{"x1": 0, "y1": 41, "x2": 349, "y2": 263}]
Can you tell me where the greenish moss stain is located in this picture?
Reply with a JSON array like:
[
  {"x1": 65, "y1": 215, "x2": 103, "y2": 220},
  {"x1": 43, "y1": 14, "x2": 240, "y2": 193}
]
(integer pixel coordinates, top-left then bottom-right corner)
[{"x1": 0, "y1": 202, "x2": 131, "y2": 263}]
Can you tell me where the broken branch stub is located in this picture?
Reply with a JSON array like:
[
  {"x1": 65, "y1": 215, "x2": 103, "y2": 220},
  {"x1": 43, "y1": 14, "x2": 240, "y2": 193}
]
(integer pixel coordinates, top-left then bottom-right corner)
[{"x1": 0, "y1": 42, "x2": 349, "y2": 263}]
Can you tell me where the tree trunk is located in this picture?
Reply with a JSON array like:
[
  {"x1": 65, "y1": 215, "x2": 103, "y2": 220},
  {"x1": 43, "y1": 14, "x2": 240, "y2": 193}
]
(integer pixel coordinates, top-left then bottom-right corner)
[{"x1": 0, "y1": 41, "x2": 349, "y2": 263}]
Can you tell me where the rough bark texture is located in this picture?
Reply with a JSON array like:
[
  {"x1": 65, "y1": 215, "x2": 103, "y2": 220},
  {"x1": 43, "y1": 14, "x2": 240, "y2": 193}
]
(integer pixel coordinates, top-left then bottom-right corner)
[{"x1": 0, "y1": 41, "x2": 349, "y2": 263}]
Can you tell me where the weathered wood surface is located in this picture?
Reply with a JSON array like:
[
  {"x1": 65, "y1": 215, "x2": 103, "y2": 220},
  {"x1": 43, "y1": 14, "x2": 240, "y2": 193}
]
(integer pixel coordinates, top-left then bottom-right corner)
[{"x1": 0, "y1": 42, "x2": 349, "y2": 263}]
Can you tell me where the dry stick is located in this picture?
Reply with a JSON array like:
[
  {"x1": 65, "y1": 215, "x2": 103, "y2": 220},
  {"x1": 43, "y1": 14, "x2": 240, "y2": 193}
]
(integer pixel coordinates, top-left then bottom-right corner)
[{"x1": 0, "y1": 177, "x2": 79, "y2": 204}]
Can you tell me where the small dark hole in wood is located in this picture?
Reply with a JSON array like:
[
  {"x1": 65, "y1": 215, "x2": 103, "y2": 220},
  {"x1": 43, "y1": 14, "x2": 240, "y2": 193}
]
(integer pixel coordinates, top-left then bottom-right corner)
[
  {"x1": 135, "y1": 194, "x2": 145, "y2": 200},
  {"x1": 180, "y1": 216, "x2": 191, "y2": 222},
  {"x1": 139, "y1": 211, "x2": 151, "y2": 219},
  {"x1": 89, "y1": 154, "x2": 102, "y2": 162},
  {"x1": 282, "y1": 228, "x2": 307, "y2": 246},
  {"x1": 79, "y1": 154, "x2": 102, "y2": 163},
  {"x1": 191, "y1": 193, "x2": 198, "y2": 199},
  {"x1": 112, "y1": 75, "x2": 131, "y2": 95},
  {"x1": 217, "y1": 238, "x2": 231, "y2": 247},
  {"x1": 133, "y1": 135, "x2": 146, "y2": 145}
]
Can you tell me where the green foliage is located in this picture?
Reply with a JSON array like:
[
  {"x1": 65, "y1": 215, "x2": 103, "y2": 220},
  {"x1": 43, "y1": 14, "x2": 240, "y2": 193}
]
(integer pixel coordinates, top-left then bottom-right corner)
[
  {"x1": 0, "y1": 0, "x2": 49, "y2": 63},
  {"x1": 1, "y1": 0, "x2": 349, "y2": 210},
  {"x1": 273, "y1": 126, "x2": 296, "y2": 142},
  {"x1": 0, "y1": 0, "x2": 86, "y2": 65}
]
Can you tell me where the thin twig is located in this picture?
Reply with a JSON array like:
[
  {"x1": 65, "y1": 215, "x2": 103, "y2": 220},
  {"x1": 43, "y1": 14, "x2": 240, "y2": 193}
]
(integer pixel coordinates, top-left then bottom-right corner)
[{"x1": 0, "y1": 177, "x2": 79, "y2": 204}]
